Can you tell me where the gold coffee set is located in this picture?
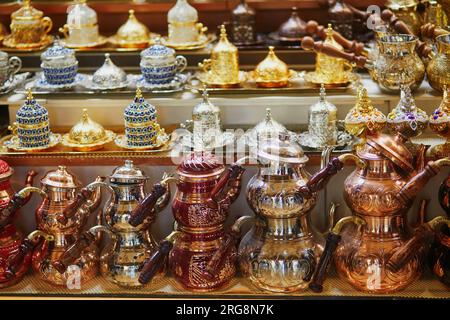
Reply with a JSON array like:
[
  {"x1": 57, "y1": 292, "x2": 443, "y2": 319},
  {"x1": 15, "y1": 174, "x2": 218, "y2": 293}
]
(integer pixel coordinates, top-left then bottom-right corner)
[{"x1": 2, "y1": 0, "x2": 450, "y2": 300}]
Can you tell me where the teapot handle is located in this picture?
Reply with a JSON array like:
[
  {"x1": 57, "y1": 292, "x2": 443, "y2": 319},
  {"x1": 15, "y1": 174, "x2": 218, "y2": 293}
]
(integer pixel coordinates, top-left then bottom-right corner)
[
  {"x1": 387, "y1": 216, "x2": 450, "y2": 272},
  {"x1": 301, "y1": 36, "x2": 368, "y2": 68},
  {"x1": 380, "y1": 9, "x2": 433, "y2": 59},
  {"x1": 298, "y1": 154, "x2": 365, "y2": 199},
  {"x1": 138, "y1": 231, "x2": 179, "y2": 284},
  {"x1": 0, "y1": 187, "x2": 45, "y2": 228},
  {"x1": 129, "y1": 181, "x2": 169, "y2": 227},
  {"x1": 421, "y1": 23, "x2": 449, "y2": 39},
  {"x1": 309, "y1": 216, "x2": 365, "y2": 293},
  {"x1": 207, "y1": 163, "x2": 245, "y2": 209},
  {"x1": 52, "y1": 230, "x2": 97, "y2": 274},
  {"x1": 202, "y1": 216, "x2": 252, "y2": 280},
  {"x1": 305, "y1": 20, "x2": 366, "y2": 56}
]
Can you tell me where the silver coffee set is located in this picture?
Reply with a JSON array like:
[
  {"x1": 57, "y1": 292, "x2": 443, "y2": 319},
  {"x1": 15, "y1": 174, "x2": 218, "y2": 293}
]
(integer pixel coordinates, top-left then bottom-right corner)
[
  {"x1": 18, "y1": 40, "x2": 189, "y2": 94},
  {"x1": 0, "y1": 51, "x2": 27, "y2": 95}
]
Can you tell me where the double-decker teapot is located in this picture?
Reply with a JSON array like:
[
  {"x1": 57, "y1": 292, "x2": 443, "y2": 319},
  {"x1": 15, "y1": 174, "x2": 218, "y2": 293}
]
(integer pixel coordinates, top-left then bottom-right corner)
[
  {"x1": 129, "y1": 152, "x2": 245, "y2": 291},
  {"x1": 299, "y1": 133, "x2": 450, "y2": 293},
  {"x1": 238, "y1": 135, "x2": 364, "y2": 293},
  {"x1": 18, "y1": 166, "x2": 102, "y2": 286},
  {"x1": 53, "y1": 160, "x2": 170, "y2": 287}
]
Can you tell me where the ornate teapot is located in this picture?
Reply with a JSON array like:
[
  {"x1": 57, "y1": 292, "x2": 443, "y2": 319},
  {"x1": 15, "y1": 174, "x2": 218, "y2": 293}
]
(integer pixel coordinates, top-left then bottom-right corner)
[
  {"x1": 300, "y1": 133, "x2": 450, "y2": 293},
  {"x1": 0, "y1": 161, "x2": 41, "y2": 288},
  {"x1": 301, "y1": 33, "x2": 425, "y2": 92},
  {"x1": 53, "y1": 160, "x2": 170, "y2": 287},
  {"x1": 239, "y1": 135, "x2": 364, "y2": 293},
  {"x1": 19, "y1": 166, "x2": 102, "y2": 286},
  {"x1": 128, "y1": 152, "x2": 245, "y2": 291}
]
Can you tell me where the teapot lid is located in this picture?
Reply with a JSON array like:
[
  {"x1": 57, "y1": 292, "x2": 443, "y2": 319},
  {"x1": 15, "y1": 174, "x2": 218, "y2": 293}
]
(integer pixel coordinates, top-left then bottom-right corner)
[
  {"x1": 366, "y1": 133, "x2": 414, "y2": 172},
  {"x1": 177, "y1": 152, "x2": 224, "y2": 176},
  {"x1": 0, "y1": 160, "x2": 13, "y2": 180},
  {"x1": 110, "y1": 160, "x2": 147, "y2": 183},
  {"x1": 92, "y1": 53, "x2": 127, "y2": 88},
  {"x1": 258, "y1": 133, "x2": 308, "y2": 164},
  {"x1": 278, "y1": 7, "x2": 307, "y2": 39},
  {"x1": 12, "y1": 0, "x2": 43, "y2": 20},
  {"x1": 41, "y1": 166, "x2": 81, "y2": 188},
  {"x1": 247, "y1": 108, "x2": 289, "y2": 144}
]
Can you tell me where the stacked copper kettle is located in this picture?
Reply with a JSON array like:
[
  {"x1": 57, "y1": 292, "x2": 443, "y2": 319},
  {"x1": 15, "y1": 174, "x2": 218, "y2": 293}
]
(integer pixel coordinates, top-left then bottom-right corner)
[{"x1": 128, "y1": 152, "x2": 246, "y2": 291}]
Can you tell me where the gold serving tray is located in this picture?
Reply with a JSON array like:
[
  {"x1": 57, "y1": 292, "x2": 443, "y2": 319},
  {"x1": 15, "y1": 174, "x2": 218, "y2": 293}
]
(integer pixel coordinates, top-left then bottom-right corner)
[{"x1": 0, "y1": 273, "x2": 448, "y2": 299}]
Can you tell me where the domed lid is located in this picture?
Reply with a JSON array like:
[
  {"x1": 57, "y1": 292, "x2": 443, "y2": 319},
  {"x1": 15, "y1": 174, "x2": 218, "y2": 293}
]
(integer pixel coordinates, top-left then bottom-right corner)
[
  {"x1": 110, "y1": 160, "x2": 147, "y2": 183},
  {"x1": 258, "y1": 133, "x2": 308, "y2": 164},
  {"x1": 248, "y1": 108, "x2": 289, "y2": 143},
  {"x1": 12, "y1": 0, "x2": 43, "y2": 20},
  {"x1": 41, "y1": 40, "x2": 76, "y2": 61},
  {"x1": 92, "y1": 53, "x2": 127, "y2": 88},
  {"x1": 232, "y1": 0, "x2": 255, "y2": 20},
  {"x1": 192, "y1": 87, "x2": 220, "y2": 116},
  {"x1": 344, "y1": 86, "x2": 386, "y2": 134},
  {"x1": 310, "y1": 84, "x2": 337, "y2": 113},
  {"x1": 67, "y1": 0, "x2": 97, "y2": 27},
  {"x1": 323, "y1": 24, "x2": 344, "y2": 50},
  {"x1": 67, "y1": 109, "x2": 106, "y2": 145},
  {"x1": 387, "y1": 85, "x2": 428, "y2": 131},
  {"x1": 213, "y1": 25, "x2": 238, "y2": 54},
  {"x1": 124, "y1": 88, "x2": 157, "y2": 124},
  {"x1": 116, "y1": 9, "x2": 150, "y2": 43},
  {"x1": 278, "y1": 7, "x2": 307, "y2": 39},
  {"x1": 168, "y1": 0, "x2": 198, "y2": 23},
  {"x1": 254, "y1": 46, "x2": 289, "y2": 82},
  {"x1": 16, "y1": 89, "x2": 49, "y2": 125},
  {"x1": 41, "y1": 165, "x2": 81, "y2": 189},
  {"x1": 177, "y1": 152, "x2": 224, "y2": 176},
  {"x1": 366, "y1": 133, "x2": 414, "y2": 172},
  {"x1": 140, "y1": 42, "x2": 175, "y2": 59},
  {"x1": 0, "y1": 160, "x2": 13, "y2": 181}
]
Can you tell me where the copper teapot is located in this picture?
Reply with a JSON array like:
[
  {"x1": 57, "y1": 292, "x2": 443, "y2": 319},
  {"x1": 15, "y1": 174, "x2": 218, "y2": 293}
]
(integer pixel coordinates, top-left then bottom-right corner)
[
  {"x1": 299, "y1": 133, "x2": 450, "y2": 293},
  {"x1": 53, "y1": 160, "x2": 170, "y2": 288},
  {"x1": 128, "y1": 152, "x2": 246, "y2": 291},
  {"x1": 19, "y1": 166, "x2": 102, "y2": 286},
  {"x1": 238, "y1": 135, "x2": 364, "y2": 293},
  {"x1": 0, "y1": 161, "x2": 44, "y2": 288}
]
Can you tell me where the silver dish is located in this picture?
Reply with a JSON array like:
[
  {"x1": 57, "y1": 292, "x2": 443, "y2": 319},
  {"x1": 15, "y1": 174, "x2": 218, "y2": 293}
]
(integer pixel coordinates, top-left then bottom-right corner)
[
  {"x1": 0, "y1": 72, "x2": 31, "y2": 95},
  {"x1": 31, "y1": 73, "x2": 86, "y2": 91},
  {"x1": 131, "y1": 73, "x2": 189, "y2": 92}
]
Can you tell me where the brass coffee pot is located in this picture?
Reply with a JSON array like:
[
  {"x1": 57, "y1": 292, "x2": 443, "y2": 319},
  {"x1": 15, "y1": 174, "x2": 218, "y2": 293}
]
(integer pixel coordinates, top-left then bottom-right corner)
[
  {"x1": 385, "y1": 0, "x2": 422, "y2": 35},
  {"x1": 128, "y1": 152, "x2": 246, "y2": 291},
  {"x1": 426, "y1": 34, "x2": 450, "y2": 93},
  {"x1": 239, "y1": 135, "x2": 364, "y2": 293},
  {"x1": 299, "y1": 133, "x2": 450, "y2": 293},
  {"x1": 302, "y1": 33, "x2": 425, "y2": 92},
  {"x1": 20, "y1": 166, "x2": 102, "y2": 286},
  {"x1": 53, "y1": 160, "x2": 170, "y2": 287}
]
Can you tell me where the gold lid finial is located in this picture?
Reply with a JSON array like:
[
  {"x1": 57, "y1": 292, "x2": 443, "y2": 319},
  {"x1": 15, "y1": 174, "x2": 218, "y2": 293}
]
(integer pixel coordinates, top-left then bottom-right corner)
[
  {"x1": 268, "y1": 46, "x2": 275, "y2": 55},
  {"x1": 82, "y1": 108, "x2": 88, "y2": 121},
  {"x1": 129, "y1": 9, "x2": 135, "y2": 16},
  {"x1": 327, "y1": 24, "x2": 333, "y2": 37},
  {"x1": 220, "y1": 24, "x2": 227, "y2": 38},
  {"x1": 26, "y1": 88, "x2": 33, "y2": 101},
  {"x1": 135, "y1": 87, "x2": 142, "y2": 99}
]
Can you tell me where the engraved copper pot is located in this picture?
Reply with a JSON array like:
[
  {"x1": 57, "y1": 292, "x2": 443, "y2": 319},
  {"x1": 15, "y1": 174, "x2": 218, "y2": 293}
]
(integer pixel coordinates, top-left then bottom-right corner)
[
  {"x1": 301, "y1": 133, "x2": 450, "y2": 293},
  {"x1": 23, "y1": 166, "x2": 102, "y2": 286},
  {"x1": 129, "y1": 152, "x2": 245, "y2": 291},
  {"x1": 0, "y1": 160, "x2": 42, "y2": 288},
  {"x1": 52, "y1": 160, "x2": 170, "y2": 288},
  {"x1": 238, "y1": 136, "x2": 364, "y2": 293}
]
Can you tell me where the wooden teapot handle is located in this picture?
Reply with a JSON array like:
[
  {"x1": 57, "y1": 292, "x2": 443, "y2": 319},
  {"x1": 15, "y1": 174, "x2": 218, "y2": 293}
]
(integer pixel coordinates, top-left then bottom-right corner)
[
  {"x1": 138, "y1": 239, "x2": 173, "y2": 284},
  {"x1": 421, "y1": 23, "x2": 450, "y2": 39},
  {"x1": 301, "y1": 36, "x2": 368, "y2": 68},
  {"x1": 305, "y1": 20, "x2": 366, "y2": 56},
  {"x1": 128, "y1": 182, "x2": 167, "y2": 227}
]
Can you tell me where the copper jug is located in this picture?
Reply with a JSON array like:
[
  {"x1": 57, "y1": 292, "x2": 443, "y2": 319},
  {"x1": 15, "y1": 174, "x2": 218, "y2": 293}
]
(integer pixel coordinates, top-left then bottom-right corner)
[
  {"x1": 0, "y1": 161, "x2": 43, "y2": 287},
  {"x1": 301, "y1": 33, "x2": 425, "y2": 92},
  {"x1": 299, "y1": 133, "x2": 450, "y2": 293},
  {"x1": 239, "y1": 135, "x2": 364, "y2": 293},
  {"x1": 22, "y1": 166, "x2": 102, "y2": 286},
  {"x1": 129, "y1": 152, "x2": 246, "y2": 291},
  {"x1": 52, "y1": 160, "x2": 170, "y2": 288}
]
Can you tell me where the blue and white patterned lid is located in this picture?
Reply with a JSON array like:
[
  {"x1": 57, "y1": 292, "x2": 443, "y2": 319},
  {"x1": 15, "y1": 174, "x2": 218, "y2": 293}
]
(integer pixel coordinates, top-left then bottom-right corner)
[
  {"x1": 41, "y1": 41, "x2": 76, "y2": 61},
  {"x1": 16, "y1": 89, "x2": 49, "y2": 126},
  {"x1": 124, "y1": 88, "x2": 157, "y2": 125},
  {"x1": 140, "y1": 43, "x2": 175, "y2": 59}
]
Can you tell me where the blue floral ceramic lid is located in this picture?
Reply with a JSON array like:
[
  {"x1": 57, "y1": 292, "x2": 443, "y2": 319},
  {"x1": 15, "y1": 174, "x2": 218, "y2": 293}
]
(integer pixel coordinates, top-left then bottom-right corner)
[
  {"x1": 124, "y1": 88, "x2": 157, "y2": 125},
  {"x1": 16, "y1": 89, "x2": 49, "y2": 126},
  {"x1": 140, "y1": 43, "x2": 175, "y2": 59},
  {"x1": 41, "y1": 41, "x2": 76, "y2": 61}
]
